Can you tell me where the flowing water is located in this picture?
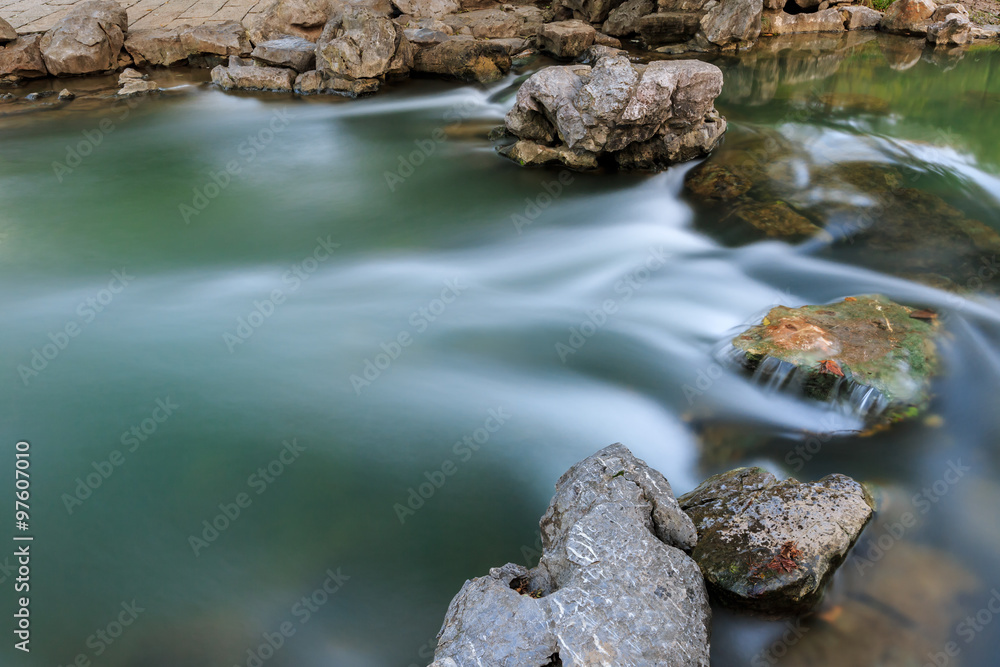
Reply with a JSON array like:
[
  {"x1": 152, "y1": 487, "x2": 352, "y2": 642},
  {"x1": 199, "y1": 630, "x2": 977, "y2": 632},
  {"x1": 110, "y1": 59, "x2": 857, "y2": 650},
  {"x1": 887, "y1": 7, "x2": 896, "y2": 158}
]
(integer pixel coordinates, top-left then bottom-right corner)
[{"x1": 2, "y1": 33, "x2": 1000, "y2": 667}]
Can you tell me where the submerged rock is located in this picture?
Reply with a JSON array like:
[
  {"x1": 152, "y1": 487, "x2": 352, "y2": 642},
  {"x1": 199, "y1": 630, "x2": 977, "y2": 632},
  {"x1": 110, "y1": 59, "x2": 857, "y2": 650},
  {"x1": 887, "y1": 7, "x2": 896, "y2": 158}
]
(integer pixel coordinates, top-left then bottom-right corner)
[
  {"x1": 39, "y1": 0, "x2": 128, "y2": 76},
  {"x1": 679, "y1": 467, "x2": 874, "y2": 615},
  {"x1": 500, "y1": 50, "x2": 726, "y2": 170},
  {"x1": 732, "y1": 295, "x2": 939, "y2": 424},
  {"x1": 430, "y1": 443, "x2": 711, "y2": 666}
]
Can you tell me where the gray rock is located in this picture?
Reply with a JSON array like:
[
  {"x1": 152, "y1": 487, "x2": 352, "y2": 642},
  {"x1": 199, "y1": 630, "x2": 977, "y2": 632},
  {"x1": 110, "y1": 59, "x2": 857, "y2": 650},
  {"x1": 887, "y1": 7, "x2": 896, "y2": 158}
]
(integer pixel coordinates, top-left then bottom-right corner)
[
  {"x1": 879, "y1": 0, "x2": 937, "y2": 36},
  {"x1": 931, "y1": 3, "x2": 969, "y2": 21},
  {"x1": 294, "y1": 68, "x2": 380, "y2": 95},
  {"x1": 392, "y1": 0, "x2": 460, "y2": 18},
  {"x1": 413, "y1": 37, "x2": 512, "y2": 82},
  {"x1": 0, "y1": 16, "x2": 16, "y2": 45},
  {"x1": 315, "y1": 7, "x2": 413, "y2": 80},
  {"x1": 697, "y1": 0, "x2": 763, "y2": 50},
  {"x1": 252, "y1": 36, "x2": 316, "y2": 71},
  {"x1": 58, "y1": 88, "x2": 75, "y2": 100},
  {"x1": 117, "y1": 67, "x2": 160, "y2": 96},
  {"x1": 249, "y1": 0, "x2": 393, "y2": 43},
  {"x1": 126, "y1": 27, "x2": 188, "y2": 66},
  {"x1": 0, "y1": 35, "x2": 49, "y2": 82},
  {"x1": 211, "y1": 62, "x2": 297, "y2": 91},
  {"x1": 501, "y1": 53, "x2": 726, "y2": 170},
  {"x1": 679, "y1": 467, "x2": 874, "y2": 615},
  {"x1": 602, "y1": 0, "x2": 655, "y2": 36},
  {"x1": 927, "y1": 13, "x2": 974, "y2": 45},
  {"x1": 761, "y1": 7, "x2": 845, "y2": 34},
  {"x1": 430, "y1": 444, "x2": 711, "y2": 667},
  {"x1": 839, "y1": 5, "x2": 883, "y2": 30},
  {"x1": 179, "y1": 21, "x2": 252, "y2": 57},
  {"x1": 537, "y1": 19, "x2": 596, "y2": 58},
  {"x1": 39, "y1": 0, "x2": 128, "y2": 76}
]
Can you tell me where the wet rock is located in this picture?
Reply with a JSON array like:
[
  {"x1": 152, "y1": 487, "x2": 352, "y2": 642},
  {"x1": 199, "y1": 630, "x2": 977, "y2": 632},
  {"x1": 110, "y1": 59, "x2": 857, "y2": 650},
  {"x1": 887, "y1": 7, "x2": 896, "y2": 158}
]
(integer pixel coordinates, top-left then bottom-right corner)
[
  {"x1": 315, "y1": 7, "x2": 413, "y2": 81},
  {"x1": 595, "y1": 31, "x2": 622, "y2": 47},
  {"x1": 252, "y1": 36, "x2": 317, "y2": 71},
  {"x1": 0, "y1": 17, "x2": 16, "y2": 45},
  {"x1": 733, "y1": 200, "x2": 820, "y2": 238},
  {"x1": 125, "y1": 28, "x2": 188, "y2": 67},
  {"x1": 57, "y1": 88, "x2": 75, "y2": 100},
  {"x1": 500, "y1": 139, "x2": 600, "y2": 168},
  {"x1": 761, "y1": 8, "x2": 846, "y2": 35},
  {"x1": 639, "y1": 11, "x2": 704, "y2": 46},
  {"x1": 39, "y1": 0, "x2": 128, "y2": 76},
  {"x1": 25, "y1": 90, "x2": 58, "y2": 101},
  {"x1": 679, "y1": 467, "x2": 874, "y2": 615},
  {"x1": 412, "y1": 38, "x2": 511, "y2": 82},
  {"x1": 117, "y1": 67, "x2": 159, "y2": 96},
  {"x1": 537, "y1": 19, "x2": 596, "y2": 58},
  {"x1": 839, "y1": 5, "x2": 883, "y2": 31},
  {"x1": 926, "y1": 14, "x2": 973, "y2": 45},
  {"x1": 211, "y1": 59, "x2": 296, "y2": 91},
  {"x1": 0, "y1": 35, "x2": 49, "y2": 83},
  {"x1": 879, "y1": 0, "x2": 936, "y2": 36},
  {"x1": 294, "y1": 68, "x2": 380, "y2": 95},
  {"x1": 501, "y1": 52, "x2": 726, "y2": 170},
  {"x1": 429, "y1": 443, "x2": 711, "y2": 666},
  {"x1": 732, "y1": 295, "x2": 940, "y2": 423},
  {"x1": 179, "y1": 21, "x2": 252, "y2": 57},
  {"x1": 603, "y1": 0, "x2": 655, "y2": 36},
  {"x1": 392, "y1": 0, "x2": 460, "y2": 18}
]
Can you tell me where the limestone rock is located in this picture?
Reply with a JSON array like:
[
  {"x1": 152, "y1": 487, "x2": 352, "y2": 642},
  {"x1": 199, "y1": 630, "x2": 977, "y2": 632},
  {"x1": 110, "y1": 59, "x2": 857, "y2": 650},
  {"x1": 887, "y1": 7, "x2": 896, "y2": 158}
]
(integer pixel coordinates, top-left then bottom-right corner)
[
  {"x1": 125, "y1": 28, "x2": 188, "y2": 66},
  {"x1": 39, "y1": 0, "x2": 128, "y2": 76},
  {"x1": 430, "y1": 444, "x2": 711, "y2": 666},
  {"x1": 117, "y1": 67, "x2": 159, "y2": 96},
  {"x1": 537, "y1": 19, "x2": 596, "y2": 58},
  {"x1": 0, "y1": 17, "x2": 16, "y2": 45},
  {"x1": 412, "y1": 38, "x2": 511, "y2": 82},
  {"x1": 839, "y1": 5, "x2": 883, "y2": 30},
  {"x1": 639, "y1": 11, "x2": 704, "y2": 46},
  {"x1": 501, "y1": 52, "x2": 726, "y2": 170},
  {"x1": 556, "y1": 0, "x2": 628, "y2": 23},
  {"x1": 252, "y1": 36, "x2": 316, "y2": 71},
  {"x1": 879, "y1": 0, "x2": 937, "y2": 36},
  {"x1": 249, "y1": 0, "x2": 393, "y2": 42},
  {"x1": 0, "y1": 35, "x2": 49, "y2": 82},
  {"x1": 392, "y1": 0, "x2": 460, "y2": 18},
  {"x1": 761, "y1": 8, "x2": 845, "y2": 35},
  {"x1": 211, "y1": 60, "x2": 296, "y2": 91},
  {"x1": 927, "y1": 13, "x2": 973, "y2": 45},
  {"x1": 697, "y1": 0, "x2": 764, "y2": 49},
  {"x1": 679, "y1": 467, "x2": 874, "y2": 615},
  {"x1": 315, "y1": 7, "x2": 413, "y2": 80},
  {"x1": 603, "y1": 0, "x2": 655, "y2": 36},
  {"x1": 179, "y1": 21, "x2": 251, "y2": 57},
  {"x1": 294, "y1": 68, "x2": 380, "y2": 95}
]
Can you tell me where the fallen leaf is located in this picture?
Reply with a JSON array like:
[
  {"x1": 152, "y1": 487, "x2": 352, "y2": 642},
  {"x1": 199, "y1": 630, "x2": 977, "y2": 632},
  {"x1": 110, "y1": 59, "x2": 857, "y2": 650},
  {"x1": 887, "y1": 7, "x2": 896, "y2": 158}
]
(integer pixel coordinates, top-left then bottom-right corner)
[
  {"x1": 844, "y1": 297, "x2": 857, "y2": 302},
  {"x1": 818, "y1": 359, "x2": 845, "y2": 377},
  {"x1": 909, "y1": 309, "x2": 937, "y2": 320}
]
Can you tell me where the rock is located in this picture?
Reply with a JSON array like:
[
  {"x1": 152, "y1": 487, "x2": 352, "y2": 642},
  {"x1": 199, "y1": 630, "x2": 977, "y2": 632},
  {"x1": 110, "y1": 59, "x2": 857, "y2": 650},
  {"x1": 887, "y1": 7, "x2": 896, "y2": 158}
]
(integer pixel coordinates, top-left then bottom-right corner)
[
  {"x1": 57, "y1": 88, "x2": 75, "y2": 100},
  {"x1": 117, "y1": 67, "x2": 159, "y2": 96},
  {"x1": 249, "y1": 0, "x2": 336, "y2": 42},
  {"x1": 603, "y1": 0, "x2": 655, "y2": 36},
  {"x1": 412, "y1": 38, "x2": 511, "y2": 82},
  {"x1": 125, "y1": 28, "x2": 188, "y2": 67},
  {"x1": 679, "y1": 467, "x2": 874, "y2": 615},
  {"x1": 839, "y1": 5, "x2": 883, "y2": 31},
  {"x1": 445, "y1": 8, "x2": 521, "y2": 38},
  {"x1": 501, "y1": 53, "x2": 726, "y2": 170},
  {"x1": 0, "y1": 17, "x2": 16, "y2": 45},
  {"x1": 733, "y1": 200, "x2": 820, "y2": 238},
  {"x1": 761, "y1": 8, "x2": 846, "y2": 34},
  {"x1": 537, "y1": 19, "x2": 596, "y2": 58},
  {"x1": 639, "y1": 11, "x2": 704, "y2": 46},
  {"x1": 931, "y1": 3, "x2": 969, "y2": 21},
  {"x1": 732, "y1": 295, "x2": 940, "y2": 423},
  {"x1": 294, "y1": 68, "x2": 380, "y2": 95},
  {"x1": 500, "y1": 139, "x2": 601, "y2": 169},
  {"x1": 927, "y1": 14, "x2": 973, "y2": 45},
  {"x1": 211, "y1": 60, "x2": 296, "y2": 91},
  {"x1": 179, "y1": 21, "x2": 251, "y2": 57},
  {"x1": 430, "y1": 444, "x2": 711, "y2": 666},
  {"x1": 556, "y1": 0, "x2": 627, "y2": 23},
  {"x1": 697, "y1": 0, "x2": 764, "y2": 50},
  {"x1": 595, "y1": 31, "x2": 623, "y2": 47},
  {"x1": 404, "y1": 27, "x2": 454, "y2": 45},
  {"x1": 879, "y1": 0, "x2": 936, "y2": 36},
  {"x1": 315, "y1": 7, "x2": 413, "y2": 81},
  {"x1": 25, "y1": 90, "x2": 58, "y2": 101},
  {"x1": 0, "y1": 35, "x2": 49, "y2": 82},
  {"x1": 252, "y1": 36, "x2": 316, "y2": 71},
  {"x1": 39, "y1": 0, "x2": 128, "y2": 76},
  {"x1": 392, "y1": 0, "x2": 460, "y2": 18}
]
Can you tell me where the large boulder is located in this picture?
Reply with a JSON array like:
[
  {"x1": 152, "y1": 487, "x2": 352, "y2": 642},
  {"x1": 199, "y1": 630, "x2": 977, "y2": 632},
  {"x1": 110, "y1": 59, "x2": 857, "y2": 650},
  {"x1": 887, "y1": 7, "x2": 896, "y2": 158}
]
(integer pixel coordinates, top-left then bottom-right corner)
[
  {"x1": 125, "y1": 28, "x2": 188, "y2": 66},
  {"x1": 412, "y1": 38, "x2": 511, "y2": 82},
  {"x1": 315, "y1": 7, "x2": 413, "y2": 81},
  {"x1": 927, "y1": 13, "x2": 974, "y2": 45},
  {"x1": 429, "y1": 444, "x2": 711, "y2": 666},
  {"x1": 211, "y1": 58, "x2": 297, "y2": 91},
  {"x1": 679, "y1": 467, "x2": 874, "y2": 615},
  {"x1": 249, "y1": 0, "x2": 393, "y2": 42},
  {"x1": 696, "y1": 0, "x2": 764, "y2": 50},
  {"x1": 0, "y1": 35, "x2": 49, "y2": 82},
  {"x1": 179, "y1": 21, "x2": 252, "y2": 57},
  {"x1": 0, "y1": 17, "x2": 16, "y2": 45},
  {"x1": 252, "y1": 36, "x2": 317, "y2": 71},
  {"x1": 39, "y1": 0, "x2": 128, "y2": 76},
  {"x1": 603, "y1": 0, "x2": 656, "y2": 36},
  {"x1": 500, "y1": 50, "x2": 727, "y2": 170},
  {"x1": 879, "y1": 0, "x2": 937, "y2": 35},
  {"x1": 840, "y1": 5, "x2": 883, "y2": 30},
  {"x1": 537, "y1": 19, "x2": 597, "y2": 58},
  {"x1": 761, "y1": 7, "x2": 845, "y2": 35}
]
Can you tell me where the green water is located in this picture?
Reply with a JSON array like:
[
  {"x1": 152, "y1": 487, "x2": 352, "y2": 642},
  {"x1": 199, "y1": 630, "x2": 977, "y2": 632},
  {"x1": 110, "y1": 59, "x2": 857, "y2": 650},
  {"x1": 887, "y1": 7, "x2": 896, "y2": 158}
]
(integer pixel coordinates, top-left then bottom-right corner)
[{"x1": 1, "y1": 33, "x2": 1000, "y2": 667}]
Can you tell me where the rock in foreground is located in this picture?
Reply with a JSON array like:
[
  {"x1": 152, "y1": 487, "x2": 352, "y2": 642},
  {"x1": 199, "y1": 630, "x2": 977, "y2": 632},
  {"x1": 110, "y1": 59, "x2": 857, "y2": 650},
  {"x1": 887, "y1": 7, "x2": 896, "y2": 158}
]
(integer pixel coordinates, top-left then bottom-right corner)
[
  {"x1": 499, "y1": 49, "x2": 726, "y2": 170},
  {"x1": 732, "y1": 295, "x2": 939, "y2": 424},
  {"x1": 430, "y1": 443, "x2": 711, "y2": 666},
  {"x1": 679, "y1": 467, "x2": 874, "y2": 615}
]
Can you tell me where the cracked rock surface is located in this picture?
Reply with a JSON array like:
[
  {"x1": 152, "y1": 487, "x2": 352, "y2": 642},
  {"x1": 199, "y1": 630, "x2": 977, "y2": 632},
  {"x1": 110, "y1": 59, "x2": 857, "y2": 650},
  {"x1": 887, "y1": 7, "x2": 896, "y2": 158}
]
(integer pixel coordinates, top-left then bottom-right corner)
[{"x1": 429, "y1": 443, "x2": 711, "y2": 667}]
